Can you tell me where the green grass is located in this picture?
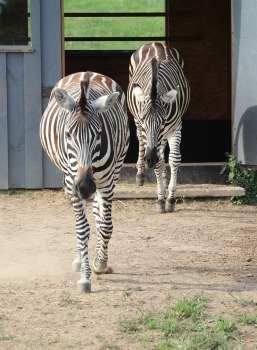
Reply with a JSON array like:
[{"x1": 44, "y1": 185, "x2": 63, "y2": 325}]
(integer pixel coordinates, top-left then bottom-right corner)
[
  {"x1": 64, "y1": 0, "x2": 165, "y2": 50},
  {"x1": 0, "y1": 189, "x2": 34, "y2": 196},
  {"x1": 58, "y1": 292, "x2": 82, "y2": 309},
  {"x1": 231, "y1": 294, "x2": 257, "y2": 308},
  {"x1": 0, "y1": 327, "x2": 15, "y2": 341},
  {"x1": 118, "y1": 294, "x2": 243, "y2": 350},
  {"x1": 238, "y1": 313, "x2": 257, "y2": 326}
]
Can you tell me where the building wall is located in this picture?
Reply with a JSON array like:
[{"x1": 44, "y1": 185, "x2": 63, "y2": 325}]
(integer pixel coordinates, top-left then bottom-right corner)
[
  {"x1": 0, "y1": 0, "x2": 63, "y2": 189},
  {"x1": 233, "y1": 0, "x2": 257, "y2": 165}
]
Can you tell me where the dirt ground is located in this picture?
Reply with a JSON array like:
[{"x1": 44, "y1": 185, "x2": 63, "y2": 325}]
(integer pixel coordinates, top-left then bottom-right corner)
[{"x1": 0, "y1": 189, "x2": 257, "y2": 350}]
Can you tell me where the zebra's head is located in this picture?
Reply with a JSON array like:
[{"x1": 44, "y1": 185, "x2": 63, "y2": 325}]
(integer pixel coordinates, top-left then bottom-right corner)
[
  {"x1": 132, "y1": 59, "x2": 179, "y2": 169},
  {"x1": 53, "y1": 76, "x2": 120, "y2": 200}
]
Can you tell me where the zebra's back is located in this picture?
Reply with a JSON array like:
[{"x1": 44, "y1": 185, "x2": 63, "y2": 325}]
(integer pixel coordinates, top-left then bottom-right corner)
[{"x1": 128, "y1": 42, "x2": 190, "y2": 133}]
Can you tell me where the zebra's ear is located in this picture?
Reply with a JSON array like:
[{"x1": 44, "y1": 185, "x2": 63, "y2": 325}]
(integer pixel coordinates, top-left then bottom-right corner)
[
  {"x1": 133, "y1": 84, "x2": 145, "y2": 102},
  {"x1": 160, "y1": 89, "x2": 178, "y2": 104},
  {"x1": 54, "y1": 88, "x2": 76, "y2": 111},
  {"x1": 91, "y1": 92, "x2": 120, "y2": 112}
]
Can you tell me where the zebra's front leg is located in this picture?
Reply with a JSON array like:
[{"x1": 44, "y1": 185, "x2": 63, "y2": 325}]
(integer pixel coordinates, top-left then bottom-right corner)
[
  {"x1": 92, "y1": 192, "x2": 114, "y2": 274},
  {"x1": 166, "y1": 130, "x2": 181, "y2": 213},
  {"x1": 135, "y1": 124, "x2": 145, "y2": 186},
  {"x1": 154, "y1": 160, "x2": 166, "y2": 213},
  {"x1": 70, "y1": 197, "x2": 92, "y2": 293}
]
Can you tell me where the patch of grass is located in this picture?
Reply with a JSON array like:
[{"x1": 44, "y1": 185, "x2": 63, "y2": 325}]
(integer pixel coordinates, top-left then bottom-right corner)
[
  {"x1": 171, "y1": 294, "x2": 207, "y2": 320},
  {"x1": 118, "y1": 294, "x2": 243, "y2": 350},
  {"x1": 140, "y1": 335, "x2": 155, "y2": 348},
  {"x1": 176, "y1": 196, "x2": 189, "y2": 204},
  {"x1": 58, "y1": 292, "x2": 82, "y2": 309},
  {"x1": 238, "y1": 313, "x2": 257, "y2": 326},
  {"x1": 118, "y1": 317, "x2": 141, "y2": 334},
  {"x1": 0, "y1": 327, "x2": 15, "y2": 341},
  {"x1": 99, "y1": 341, "x2": 120, "y2": 350},
  {"x1": 231, "y1": 294, "x2": 257, "y2": 308},
  {"x1": 215, "y1": 316, "x2": 237, "y2": 335},
  {"x1": 0, "y1": 189, "x2": 34, "y2": 196}
]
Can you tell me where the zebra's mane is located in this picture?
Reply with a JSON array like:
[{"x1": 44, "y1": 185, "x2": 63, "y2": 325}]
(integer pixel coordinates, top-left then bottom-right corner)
[{"x1": 78, "y1": 73, "x2": 90, "y2": 124}]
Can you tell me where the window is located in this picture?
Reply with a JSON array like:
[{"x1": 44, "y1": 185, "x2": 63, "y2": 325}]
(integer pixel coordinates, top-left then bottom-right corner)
[
  {"x1": 64, "y1": 0, "x2": 166, "y2": 50},
  {"x1": 0, "y1": 0, "x2": 30, "y2": 46}
]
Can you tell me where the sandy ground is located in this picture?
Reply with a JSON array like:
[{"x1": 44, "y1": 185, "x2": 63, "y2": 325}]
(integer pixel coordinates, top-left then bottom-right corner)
[{"x1": 0, "y1": 189, "x2": 257, "y2": 349}]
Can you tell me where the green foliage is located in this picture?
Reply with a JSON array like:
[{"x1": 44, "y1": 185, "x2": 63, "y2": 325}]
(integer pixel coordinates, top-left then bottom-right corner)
[
  {"x1": 215, "y1": 316, "x2": 237, "y2": 335},
  {"x1": 118, "y1": 294, "x2": 242, "y2": 350},
  {"x1": 0, "y1": 327, "x2": 15, "y2": 341},
  {"x1": 238, "y1": 313, "x2": 257, "y2": 326},
  {"x1": 118, "y1": 317, "x2": 141, "y2": 334},
  {"x1": 58, "y1": 292, "x2": 82, "y2": 309},
  {"x1": 176, "y1": 196, "x2": 188, "y2": 204},
  {"x1": 171, "y1": 294, "x2": 207, "y2": 320},
  {"x1": 221, "y1": 154, "x2": 257, "y2": 205},
  {"x1": 64, "y1": 0, "x2": 165, "y2": 50},
  {"x1": 231, "y1": 295, "x2": 257, "y2": 308}
]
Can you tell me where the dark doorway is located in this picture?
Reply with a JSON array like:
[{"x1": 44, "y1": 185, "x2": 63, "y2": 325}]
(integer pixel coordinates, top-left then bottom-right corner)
[{"x1": 65, "y1": 0, "x2": 231, "y2": 163}]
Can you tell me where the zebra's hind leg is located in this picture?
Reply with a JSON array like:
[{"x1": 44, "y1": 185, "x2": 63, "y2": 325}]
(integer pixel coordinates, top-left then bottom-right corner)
[
  {"x1": 92, "y1": 191, "x2": 114, "y2": 275},
  {"x1": 166, "y1": 129, "x2": 181, "y2": 213},
  {"x1": 162, "y1": 167, "x2": 170, "y2": 189},
  {"x1": 135, "y1": 124, "x2": 145, "y2": 186},
  {"x1": 160, "y1": 140, "x2": 169, "y2": 189}
]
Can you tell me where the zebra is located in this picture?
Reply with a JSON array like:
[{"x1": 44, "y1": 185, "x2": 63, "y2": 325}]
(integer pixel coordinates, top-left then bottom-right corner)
[
  {"x1": 127, "y1": 42, "x2": 190, "y2": 213},
  {"x1": 40, "y1": 72, "x2": 130, "y2": 293}
]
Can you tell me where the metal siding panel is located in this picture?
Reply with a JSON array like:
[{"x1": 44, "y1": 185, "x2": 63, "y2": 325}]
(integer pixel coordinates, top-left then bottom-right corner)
[
  {"x1": 233, "y1": 0, "x2": 257, "y2": 165},
  {"x1": 23, "y1": 0, "x2": 43, "y2": 188},
  {"x1": 7, "y1": 54, "x2": 25, "y2": 188},
  {"x1": 24, "y1": 54, "x2": 43, "y2": 188},
  {"x1": 0, "y1": 53, "x2": 9, "y2": 189},
  {"x1": 41, "y1": 0, "x2": 62, "y2": 188}
]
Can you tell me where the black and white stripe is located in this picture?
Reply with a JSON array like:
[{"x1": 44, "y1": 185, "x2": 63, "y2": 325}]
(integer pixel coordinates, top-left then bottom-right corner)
[
  {"x1": 40, "y1": 72, "x2": 130, "y2": 292},
  {"x1": 127, "y1": 43, "x2": 190, "y2": 213}
]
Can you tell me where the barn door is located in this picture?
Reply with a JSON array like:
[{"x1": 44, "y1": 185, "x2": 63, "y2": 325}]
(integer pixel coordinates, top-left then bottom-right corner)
[{"x1": 0, "y1": 0, "x2": 63, "y2": 189}]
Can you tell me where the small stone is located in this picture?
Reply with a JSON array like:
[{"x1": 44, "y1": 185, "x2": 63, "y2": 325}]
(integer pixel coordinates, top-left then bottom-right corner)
[
  {"x1": 246, "y1": 257, "x2": 252, "y2": 262},
  {"x1": 246, "y1": 274, "x2": 253, "y2": 277}
]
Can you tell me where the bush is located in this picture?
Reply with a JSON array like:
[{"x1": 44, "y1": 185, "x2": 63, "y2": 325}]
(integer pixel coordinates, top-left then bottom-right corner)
[{"x1": 221, "y1": 153, "x2": 257, "y2": 205}]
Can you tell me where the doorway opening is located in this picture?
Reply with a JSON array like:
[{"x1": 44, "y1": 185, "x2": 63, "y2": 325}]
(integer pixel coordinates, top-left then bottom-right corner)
[{"x1": 63, "y1": 0, "x2": 231, "y2": 164}]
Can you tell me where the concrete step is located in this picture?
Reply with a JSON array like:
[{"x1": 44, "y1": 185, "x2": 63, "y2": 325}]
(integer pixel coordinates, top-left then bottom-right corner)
[
  {"x1": 114, "y1": 183, "x2": 245, "y2": 199},
  {"x1": 120, "y1": 163, "x2": 228, "y2": 184}
]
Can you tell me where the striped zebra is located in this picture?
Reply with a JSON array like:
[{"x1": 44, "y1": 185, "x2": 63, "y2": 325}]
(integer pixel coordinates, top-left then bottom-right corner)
[
  {"x1": 40, "y1": 72, "x2": 130, "y2": 293},
  {"x1": 127, "y1": 43, "x2": 190, "y2": 213}
]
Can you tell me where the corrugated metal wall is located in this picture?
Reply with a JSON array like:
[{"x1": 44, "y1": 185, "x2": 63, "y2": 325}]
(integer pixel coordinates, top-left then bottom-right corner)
[{"x1": 0, "y1": 0, "x2": 62, "y2": 189}]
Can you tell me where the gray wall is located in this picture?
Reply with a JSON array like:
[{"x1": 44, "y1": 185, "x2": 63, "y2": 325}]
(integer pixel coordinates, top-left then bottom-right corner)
[
  {"x1": 0, "y1": 0, "x2": 62, "y2": 189},
  {"x1": 232, "y1": 0, "x2": 257, "y2": 165}
]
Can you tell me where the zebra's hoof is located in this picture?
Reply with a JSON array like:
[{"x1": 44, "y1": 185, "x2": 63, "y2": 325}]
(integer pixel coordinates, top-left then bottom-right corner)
[
  {"x1": 165, "y1": 198, "x2": 176, "y2": 212},
  {"x1": 72, "y1": 257, "x2": 81, "y2": 272},
  {"x1": 77, "y1": 277, "x2": 91, "y2": 293},
  {"x1": 92, "y1": 257, "x2": 113, "y2": 275},
  {"x1": 156, "y1": 200, "x2": 166, "y2": 213},
  {"x1": 136, "y1": 174, "x2": 145, "y2": 186}
]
